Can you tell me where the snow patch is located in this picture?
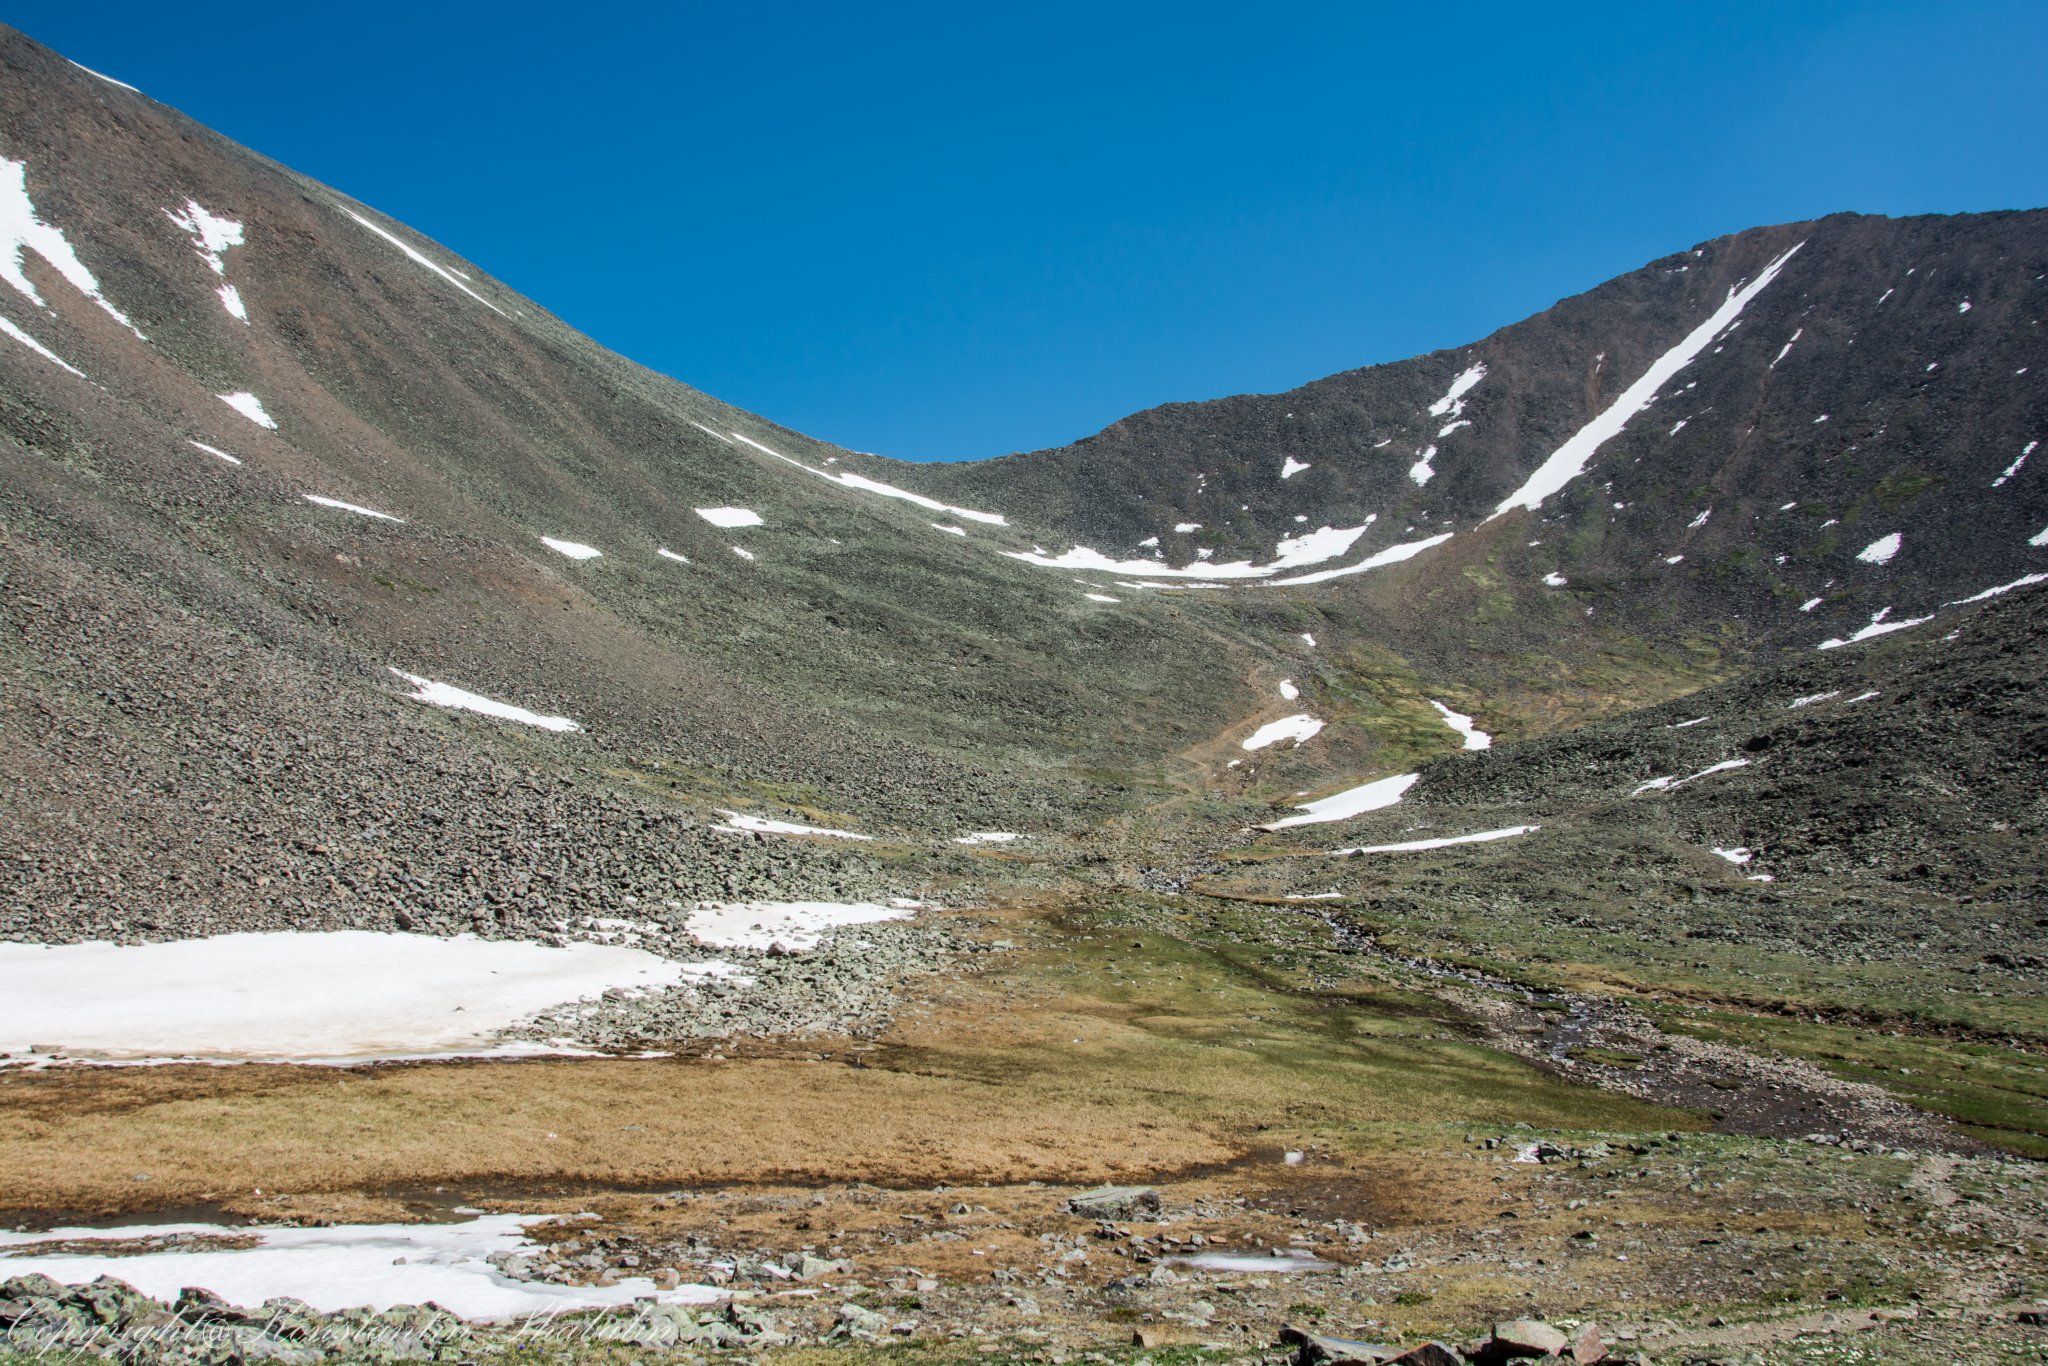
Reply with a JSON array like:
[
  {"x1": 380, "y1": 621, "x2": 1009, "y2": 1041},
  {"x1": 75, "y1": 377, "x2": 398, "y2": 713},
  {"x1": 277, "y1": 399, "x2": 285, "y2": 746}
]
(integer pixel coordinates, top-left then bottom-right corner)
[
  {"x1": 656, "y1": 547, "x2": 690, "y2": 564},
  {"x1": 1855, "y1": 532, "x2": 1902, "y2": 565},
  {"x1": 713, "y1": 812, "x2": 870, "y2": 840},
  {"x1": 0, "y1": 157, "x2": 145, "y2": 338},
  {"x1": 187, "y1": 439, "x2": 239, "y2": 465},
  {"x1": 1789, "y1": 690, "x2": 1840, "y2": 708},
  {"x1": 727, "y1": 431, "x2": 1006, "y2": 525},
  {"x1": 164, "y1": 200, "x2": 248, "y2": 323},
  {"x1": 1632, "y1": 758, "x2": 1751, "y2": 796},
  {"x1": 1277, "y1": 679, "x2": 1300, "y2": 700},
  {"x1": 1083, "y1": 592, "x2": 1119, "y2": 603},
  {"x1": 340, "y1": 207, "x2": 506, "y2": 316},
  {"x1": 1280, "y1": 456, "x2": 1311, "y2": 480},
  {"x1": 1427, "y1": 362, "x2": 1487, "y2": 419},
  {"x1": 932, "y1": 522, "x2": 967, "y2": 536},
  {"x1": 1944, "y1": 572, "x2": 2048, "y2": 605},
  {"x1": 539, "y1": 536, "x2": 601, "y2": 560},
  {"x1": 217, "y1": 391, "x2": 275, "y2": 428},
  {"x1": 1711, "y1": 847, "x2": 1754, "y2": 865},
  {"x1": 1260, "y1": 773, "x2": 1419, "y2": 831},
  {"x1": 1490, "y1": 243, "x2": 1802, "y2": 517},
  {"x1": 954, "y1": 832, "x2": 1021, "y2": 845},
  {"x1": 685, "y1": 900, "x2": 907, "y2": 952},
  {"x1": 1263, "y1": 532, "x2": 1454, "y2": 588},
  {"x1": 1429, "y1": 700, "x2": 1491, "y2": 750},
  {"x1": 1543, "y1": 572, "x2": 1568, "y2": 587},
  {"x1": 1992, "y1": 440, "x2": 2035, "y2": 487},
  {"x1": 0, "y1": 1214, "x2": 723, "y2": 1318},
  {"x1": 304, "y1": 494, "x2": 402, "y2": 523},
  {"x1": 391, "y1": 669, "x2": 580, "y2": 732},
  {"x1": 694, "y1": 506, "x2": 763, "y2": 528},
  {"x1": 0, "y1": 931, "x2": 676, "y2": 1063},
  {"x1": 1408, "y1": 446, "x2": 1437, "y2": 485},
  {"x1": 1242, "y1": 715, "x2": 1325, "y2": 751},
  {"x1": 0, "y1": 315, "x2": 85, "y2": 376},
  {"x1": 1331, "y1": 825, "x2": 1538, "y2": 856},
  {"x1": 1818, "y1": 607, "x2": 1933, "y2": 650},
  {"x1": 1010, "y1": 522, "x2": 1375, "y2": 581}
]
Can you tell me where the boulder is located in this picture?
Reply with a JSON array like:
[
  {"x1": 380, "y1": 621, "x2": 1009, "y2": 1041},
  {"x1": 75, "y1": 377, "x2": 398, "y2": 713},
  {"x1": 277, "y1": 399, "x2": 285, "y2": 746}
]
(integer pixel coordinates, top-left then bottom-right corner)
[
  {"x1": 1281, "y1": 1323, "x2": 1402, "y2": 1364},
  {"x1": 1489, "y1": 1319, "x2": 1571, "y2": 1358},
  {"x1": 1572, "y1": 1320, "x2": 1609, "y2": 1363},
  {"x1": 1066, "y1": 1184, "x2": 1161, "y2": 1220},
  {"x1": 1387, "y1": 1344, "x2": 1465, "y2": 1366}
]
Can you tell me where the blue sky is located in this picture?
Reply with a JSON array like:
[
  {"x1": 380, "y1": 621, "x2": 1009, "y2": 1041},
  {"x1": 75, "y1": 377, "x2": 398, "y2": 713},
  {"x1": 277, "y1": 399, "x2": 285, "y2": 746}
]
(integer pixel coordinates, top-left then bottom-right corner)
[{"x1": 17, "y1": 2, "x2": 2048, "y2": 461}]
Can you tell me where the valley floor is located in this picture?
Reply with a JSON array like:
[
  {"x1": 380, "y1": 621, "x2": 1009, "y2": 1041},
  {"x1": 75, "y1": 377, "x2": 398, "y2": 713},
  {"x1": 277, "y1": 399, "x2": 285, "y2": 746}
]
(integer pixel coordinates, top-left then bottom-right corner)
[{"x1": 3, "y1": 892, "x2": 2042, "y2": 1365}]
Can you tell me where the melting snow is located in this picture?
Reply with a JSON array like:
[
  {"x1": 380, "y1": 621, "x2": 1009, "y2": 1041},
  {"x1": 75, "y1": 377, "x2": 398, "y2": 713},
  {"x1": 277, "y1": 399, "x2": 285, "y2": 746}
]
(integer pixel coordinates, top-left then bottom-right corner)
[
  {"x1": 731, "y1": 546, "x2": 756, "y2": 561},
  {"x1": 187, "y1": 439, "x2": 240, "y2": 465},
  {"x1": 1819, "y1": 607, "x2": 1933, "y2": 649},
  {"x1": 1958, "y1": 300, "x2": 1972, "y2": 314},
  {"x1": 391, "y1": 669, "x2": 580, "y2": 732},
  {"x1": 685, "y1": 901, "x2": 908, "y2": 952},
  {"x1": 1280, "y1": 456, "x2": 1311, "y2": 480},
  {"x1": 217, "y1": 391, "x2": 276, "y2": 428},
  {"x1": 932, "y1": 522, "x2": 967, "y2": 536},
  {"x1": 1260, "y1": 773, "x2": 1419, "y2": 831},
  {"x1": 1632, "y1": 758, "x2": 1751, "y2": 796},
  {"x1": 1083, "y1": 592, "x2": 1119, "y2": 603},
  {"x1": 0, "y1": 1215, "x2": 723, "y2": 1318},
  {"x1": 1856, "y1": 532, "x2": 1902, "y2": 565},
  {"x1": 1688, "y1": 508, "x2": 1712, "y2": 529},
  {"x1": 164, "y1": 200, "x2": 248, "y2": 323},
  {"x1": 1993, "y1": 440, "x2": 2035, "y2": 487},
  {"x1": 656, "y1": 547, "x2": 690, "y2": 564},
  {"x1": 2033, "y1": 525, "x2": 2048, "y2": 548},
  {"x1": 694, "y1": 506, "x2": 763, "y2": 528},
  {"x1": 1799, "y1": 597, "x2": 1823, "y2": 612},
  {"x1": 1263, "y1": 532, "x2": 1454, "y2": 587},
  {"x1": 1011, "y1": 523, "x2": 1375, "y2": 581},
  {"x1": 1711, "y1": 847, "x2": 1754, "y2": 865},
  {"x1": 1543, "y1": 572, "x2": 1568, "y2": 587},
  {"x1": 1789, "y1": 690, "x2": 1840, "y2": 708},
  {"x1": 1491, "y1": 243, "x2": 1803, "y2": 517},
  {"x1": 1331, "y1": 825, "x2": 1538, "y2": 856},
  {"x1": 713, "y1": 811, "x2": 871, "y2": 840},
  {"x1": 1278, "y1": 679, "x2": 1300, "y2": 700},
  {"x1": 1944, "y1": 572, "x2": 2048, "y2": 605},
  {"x1": 539, "y1": 537, "x2": 601, "y2": 560},
  {"x1": 1174, "y1": 522, "x2": 1202, "y2": 533},
  {"x1": 727, "y1": 432, "x2": 1006, "y2": 525},
  {"x1": 0, "y1": 931, "x2": 679, "y2": 1063},
  {"x1": 1408, "y1": 445, "x2": 1437, "y2": 485},
  {"x1": 1427, "y1": 362, "x2": 1487, "y2": 419},
  {"x1": 303, "y1": 494, "x2": 402, "y2": 523},
  {"x1": 340, "y1": 207, "x2": 506, "y2": 315},
  {"x1": 0, "y1": 157, "x2": 145, "y2": 338},
  {"x1": 954, "y1": 832, "x2": 1021, "y2": 845},
  {"x1": 1429, "y1": 700, "x2": 1491, "y2": 750},
  {"x1": 1242, "y1": 715, "x2": 1325, "y2": 751},
  {"x1": 1671, "y1": 717, "x2": 1709, "y2": 729},
  {"x1": 0, "y1": 315, "x2": 85, "y2": 376},
  {"x1": 67, "y1": 61, "x2": 141, "y2": 92},
  {"x1": 1770, "y1": 328, "x2": 1801, "y2": 368},
  {"x1": 1300, "y1": 632, "x2": 1317, "y2": 647}
]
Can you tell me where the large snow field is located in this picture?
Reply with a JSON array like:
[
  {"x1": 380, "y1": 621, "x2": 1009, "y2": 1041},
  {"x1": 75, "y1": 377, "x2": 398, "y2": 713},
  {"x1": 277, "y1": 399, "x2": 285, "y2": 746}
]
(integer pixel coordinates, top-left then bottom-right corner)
[
  {"x1": 0, "y1": 1214, "x2": 721, "y2": 1318},
  {"x1": 0, "y1": 931, "x2": 689, "y2": 1063}
]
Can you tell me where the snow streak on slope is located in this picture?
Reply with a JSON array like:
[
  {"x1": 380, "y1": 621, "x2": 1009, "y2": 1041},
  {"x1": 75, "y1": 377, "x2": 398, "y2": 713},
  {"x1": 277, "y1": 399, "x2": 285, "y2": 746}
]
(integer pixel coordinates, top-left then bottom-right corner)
[
  {"x1": 1331, "y1": 825, "x2": 1538, "y2": 855},
  {"x1": 728, "y1": 431, "x2": 1008, "y2": 525},
  {"x1": 217, "y1": 391, "x2": 276, "y2": 427},
  {"x1": 685, "y1": 900, "x2": 909, "y2": 952},
  {"x1": 1011, "y1": 523, "x2": 1376, "y2": 580},
  {"x1": 0, "y1": 314, "x2": 85, "y2": 376},
  {"x1": 1490, "y1": 243, "x2": 1804, "y2": 518},
  {"x1": 390, "y1": 669, "x2": 581, "y2": 732},
  {"x1": 303, "y1": 494, "x2": 403, "y2": 522},
  {"x1": 340, "y1": 206, "x2": 508, "y2": 316},
  {"x1": 0, "y1": 157, "x2": 146, "y2": 339},
  {"x1": 1262, "y1": 532, "x2": 1454, "y2": 587},
  {"x1": 1429, "y1": 700, "x2": 1492, "y2": 750},
  {"x1": 1260, "y1": 772, "x2": 1419, "y2": 830},
  {"x1": 164, "y1": 199, "x2": 248, "y2": 322}
]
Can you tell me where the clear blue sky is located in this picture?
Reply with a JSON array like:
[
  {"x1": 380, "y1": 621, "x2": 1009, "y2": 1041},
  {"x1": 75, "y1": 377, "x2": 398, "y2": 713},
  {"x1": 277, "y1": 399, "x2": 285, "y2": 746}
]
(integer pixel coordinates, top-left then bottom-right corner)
[{"x1": 16, "y1": 2, "x2": 2047, "y2": 461}]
